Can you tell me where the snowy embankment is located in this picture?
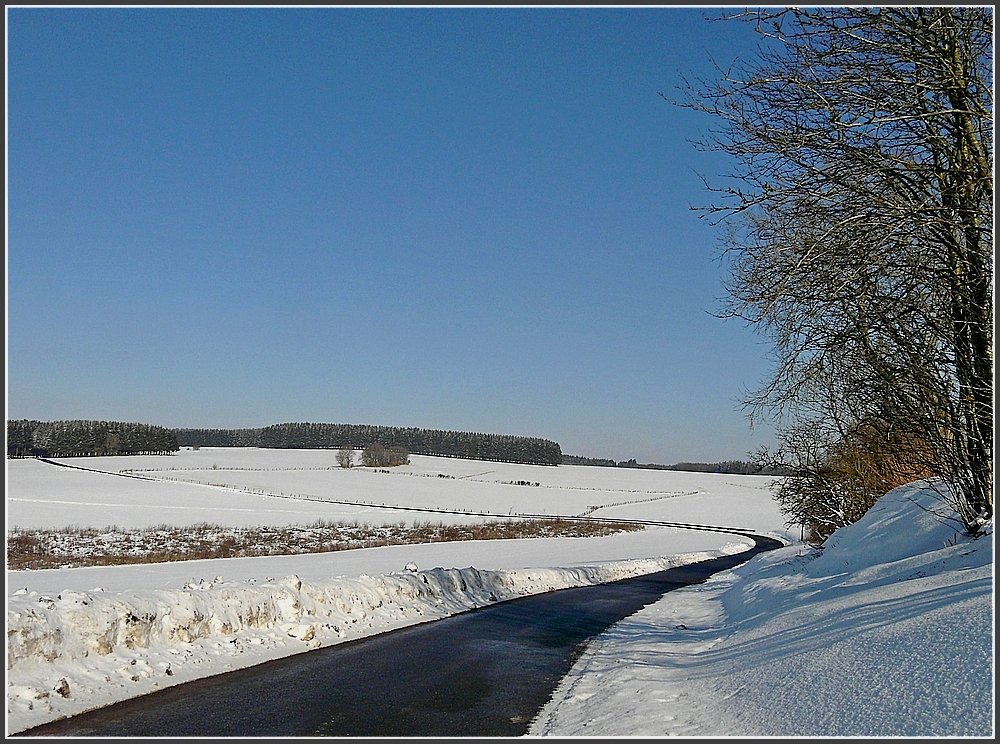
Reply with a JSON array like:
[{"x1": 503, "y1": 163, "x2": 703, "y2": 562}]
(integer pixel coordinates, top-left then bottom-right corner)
[
  {"x1": 530, "y1": 481, "x2": 994, "y2": 738},
  {"x1": 6, "y1": 547, "x2": 745, "y2": 734}
]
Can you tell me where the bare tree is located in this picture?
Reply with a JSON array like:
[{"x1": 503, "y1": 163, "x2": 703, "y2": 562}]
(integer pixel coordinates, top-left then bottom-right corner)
[
  {"x1": 678, "y1": 7, "x2": 993, "y2": 534},
  {"x1": 360, "y1": 443, "x2": 409, "y2": 467},
  {"x1": 336, "y1": 448, "x2": 354, "y2": 468},
  {"x1": 361, "y1": 443, "x2": 386, "y2": 468}
]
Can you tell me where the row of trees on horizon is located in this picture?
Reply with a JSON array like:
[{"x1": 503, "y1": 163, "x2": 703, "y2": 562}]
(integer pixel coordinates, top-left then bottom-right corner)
[
  {"x1": 6, "y1": 419, "x2": 563, "y2": 466},
  {"x1": 7, "y1": 421, "x2": 781, "y2": 473},
  {"x1": 6, "y1": 419, "x2": 180, "y2": 458},
  {"x1": 176, "y1": 422, "x2": 564, "y2": 466},
  {"x1": 561, "y1": 454, "x2": 793, "y2": 475}
]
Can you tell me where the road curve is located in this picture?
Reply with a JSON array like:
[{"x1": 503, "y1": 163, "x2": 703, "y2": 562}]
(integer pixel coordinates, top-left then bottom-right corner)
[{"x1": 16, "y1": 534, "x2": 782, "y2": 737}]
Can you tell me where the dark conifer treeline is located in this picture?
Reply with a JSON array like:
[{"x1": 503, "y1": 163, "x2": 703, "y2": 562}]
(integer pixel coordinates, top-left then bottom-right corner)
[
  {"x1": 665, "y1": 460, "x2": 793, "y2": 476},
  {"x1": 561, "y1": 454, "x2": 618, "y2": 467},
  {"x1": 564, "y1": 453, "x2": 793, "y2": 475},
  {"x1": 171, "y1": 428, "x2": 263, "y2": 448},
  {"x1": 6, "y1": 420, "x2": 179, "y2": 458},
  {"x1": 174, "y1": 422, "x2": 563, "y2": 466}
]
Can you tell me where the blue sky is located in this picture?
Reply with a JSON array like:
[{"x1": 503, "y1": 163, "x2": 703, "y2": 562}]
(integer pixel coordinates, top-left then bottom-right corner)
[{"x1": 7, "y1": 6, "x2": 778, "y2": 464}]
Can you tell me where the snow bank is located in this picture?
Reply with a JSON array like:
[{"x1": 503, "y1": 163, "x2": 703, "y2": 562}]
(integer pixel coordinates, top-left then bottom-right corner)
[
  {"x1": 531, "y1": 481, "x2": 994, "y2": 737},
  {"x1": 6, "y1": 547, "x2": 745, "y2": 734}
]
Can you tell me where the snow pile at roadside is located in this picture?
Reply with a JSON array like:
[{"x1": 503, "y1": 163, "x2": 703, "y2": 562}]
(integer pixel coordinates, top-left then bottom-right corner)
[
  {"x1": 6, "y1": 546, "x2": 747, "y2": 734},
  {"x1": 530, "y1": 482, "x2": 994, "y2": 737}
]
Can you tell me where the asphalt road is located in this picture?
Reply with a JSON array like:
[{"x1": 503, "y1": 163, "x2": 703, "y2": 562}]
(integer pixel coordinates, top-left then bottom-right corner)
[{"x1": 17, "y1": 534, "x2": 781, "y2": 737}]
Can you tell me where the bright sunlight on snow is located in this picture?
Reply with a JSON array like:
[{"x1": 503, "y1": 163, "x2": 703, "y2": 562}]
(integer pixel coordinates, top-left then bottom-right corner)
[
  {"x1": 530, "y1": 481, "x2": 994, "y2": 737},
  {"x1": 5, "y1": 448, "x2": 994, "y2": 736}
]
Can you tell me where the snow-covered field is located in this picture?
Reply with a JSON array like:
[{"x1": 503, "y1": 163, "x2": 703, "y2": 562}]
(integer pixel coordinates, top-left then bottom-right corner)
[
  {"x1": 5, "y1": 448, "x2": 994, "y2": 736},
  {"x1": 8, "y1": 448, "x2": 778, "y2": 530}
]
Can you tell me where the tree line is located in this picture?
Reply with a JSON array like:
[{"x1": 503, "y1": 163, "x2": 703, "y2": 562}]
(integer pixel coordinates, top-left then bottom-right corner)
[
  {"x1": 7, "y1": 419, "x2": 179, "y2": 458},
  {"x1": 563, "y1": 453, "x2": 793, "y2": 475},
  {"x1": 171, "y1": 427, "x2": 262, "y2": 448},
  {"x1": 679, "y1": 7, "x2": 992, "y2": 538},
  {"x1": 174, "y1": 422, "x2": 563, "y2": 466},
  {"x1": 659, "y1": 460, "x2": 792, "y2": 476},
  {"x1": 561, "y1": 454, "x2": 618, "y2": 467}
]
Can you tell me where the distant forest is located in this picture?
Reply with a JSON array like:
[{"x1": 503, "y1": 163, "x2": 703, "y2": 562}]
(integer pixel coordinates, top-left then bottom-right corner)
[
  {"x1": 6, "y1": 419, "x2": 777, "y2": 473},
  {"x1": 562, "y1": 454, "x2": 793, "y2": 476},
  {"x1": 7, "y1": 419, "x2": 179, "y2": 458},
  {"x1": 174, "y1": 422, "x2": 563, "y2": 466},
  {"x1": 561, "y1": 454, "x2": 618, "y2": 467}
]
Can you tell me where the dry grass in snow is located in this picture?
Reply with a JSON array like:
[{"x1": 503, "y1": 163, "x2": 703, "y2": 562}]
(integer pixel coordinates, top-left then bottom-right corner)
[{"x1": 6, "y1": 518, "x2": 644, "y2": 570}]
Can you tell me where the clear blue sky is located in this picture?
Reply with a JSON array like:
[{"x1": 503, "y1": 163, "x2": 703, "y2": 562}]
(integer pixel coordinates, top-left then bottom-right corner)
[{"x1": 7, "y1": 6, "x2": 778, "y2": 464}]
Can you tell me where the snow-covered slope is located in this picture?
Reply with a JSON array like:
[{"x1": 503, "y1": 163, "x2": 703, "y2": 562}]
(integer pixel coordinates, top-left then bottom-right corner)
[{"x1": 530, "y1": 481, "x2": 995, "y2": 737}]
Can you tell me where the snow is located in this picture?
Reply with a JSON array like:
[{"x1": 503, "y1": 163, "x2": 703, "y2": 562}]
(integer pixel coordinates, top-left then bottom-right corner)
[
  {"x1": 5, "y1": 448, "x2": 994, "y2": 737},
  {"x1": 529, "y1": 481, "x2": 995, "y2": 737}
]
